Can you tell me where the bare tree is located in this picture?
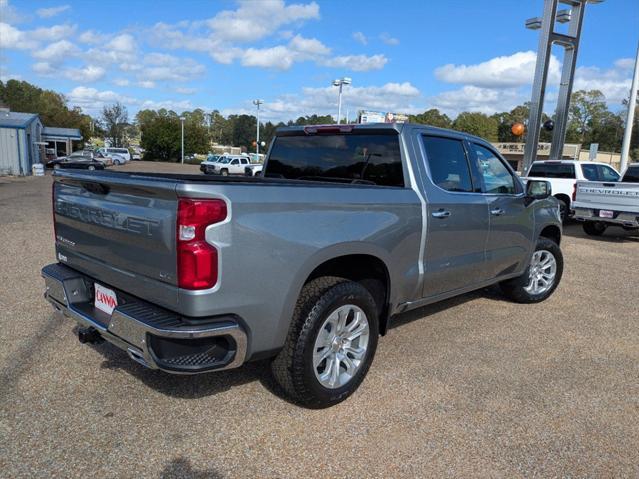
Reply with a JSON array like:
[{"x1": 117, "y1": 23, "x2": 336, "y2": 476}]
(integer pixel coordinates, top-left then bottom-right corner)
[{"x1": 101, "y1": 102, "x2": 128, "y2": 147}]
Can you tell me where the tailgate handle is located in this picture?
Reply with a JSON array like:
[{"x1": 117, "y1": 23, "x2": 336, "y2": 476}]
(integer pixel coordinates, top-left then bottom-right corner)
[
  {"x1": 602, "y1": 183, "x2": 616, "y2": 187},
  {"x1": 81, "y1": 182, "x2": 110, "y2": 195}
]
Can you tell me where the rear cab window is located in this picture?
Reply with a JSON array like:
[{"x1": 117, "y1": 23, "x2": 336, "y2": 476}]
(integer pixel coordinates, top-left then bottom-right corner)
[
  {"x1": 266, "y1": 132, "x2": 404, "y2": 187},
  {"x1": 528, "y1": 162, "x2": 576, "y2": 179},
  {"x1": 622, "y1": 166, "x2": 639, "y2": 182}
]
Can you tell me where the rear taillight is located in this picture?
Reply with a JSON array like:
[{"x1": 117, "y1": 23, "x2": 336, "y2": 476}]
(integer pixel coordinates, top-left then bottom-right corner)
[{"x1": 177, "y1": 198, "x2": 227, "y2": 290}]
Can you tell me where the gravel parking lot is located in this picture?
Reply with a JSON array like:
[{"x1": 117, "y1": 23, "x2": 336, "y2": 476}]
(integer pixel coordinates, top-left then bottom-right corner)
[{"x1": 1, "y1": 163, "x2": 638, "y2": 478}]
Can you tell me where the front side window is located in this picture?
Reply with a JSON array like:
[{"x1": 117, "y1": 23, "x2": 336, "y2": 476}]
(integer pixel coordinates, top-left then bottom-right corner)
[
  {"x1": 240, "y1": 158, "x2": 248, "y2": 164},
  {"x1": 422, "y1": 136, "x2": 473, "y2": 192},
  {"x1": 473, "y1": 143, "x2": 516, "y2": 194},
  {"x1": 267, "y1": 133, "x2": 404, "y2": 187},
  {"x1": 231, "y1": 159, "x2": 239, "y2": 165}
]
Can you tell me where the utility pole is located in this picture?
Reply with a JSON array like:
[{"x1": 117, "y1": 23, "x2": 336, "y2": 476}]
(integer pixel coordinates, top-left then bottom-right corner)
[
  {"x1": 179, "y1": 116, "x2": 185, "y2": 164},
  {"x1": 522, "y1": 0, "x2": 602, "y2": 173},
  {"x1": 253, "y1": 99, "x2": 264, "y2": 156},
  {"x1": 620, "y1": 39, "x2": 639, "y2": 173}
]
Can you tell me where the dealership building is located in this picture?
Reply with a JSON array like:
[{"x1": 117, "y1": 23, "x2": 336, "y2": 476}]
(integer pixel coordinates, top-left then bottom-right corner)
[{"x1": 0, "y1": 108, "x2": 82, "y2": 176}]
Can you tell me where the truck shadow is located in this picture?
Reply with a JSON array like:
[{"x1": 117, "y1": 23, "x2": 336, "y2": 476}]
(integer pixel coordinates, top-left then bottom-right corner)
[
  {"x1": 90, "y1": 338, "x2": 270, "y2": 399},
  {"x1": 562, "y1": 222, "x2": 639, "y2": 243},
  {"x1": 159, "y1": 457, "x2": 224, "y2": 479}
]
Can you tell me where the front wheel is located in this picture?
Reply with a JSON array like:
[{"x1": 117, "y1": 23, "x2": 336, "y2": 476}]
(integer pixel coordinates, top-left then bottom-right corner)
[
  {"x1": 271, "y1": 277, "x2": 379, "y2": 408},
  {"x1": 499, "y1": 238, "x2": 563, "y2": 304},
  {"x1": 88, "y1": 165, "x2": 96, "y2": 171},
  {"x1": 582, "y1": 221, "x2": 606, "y2": 236},
  {"x1": 221, "y1": 169, "x2": 229, "y2": 176}
]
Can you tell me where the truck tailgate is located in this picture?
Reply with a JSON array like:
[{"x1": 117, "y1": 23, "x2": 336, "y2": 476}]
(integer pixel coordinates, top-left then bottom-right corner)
[
  {"x1": 53, "y1": 171, "x2": 180, "y2": 306},
  {"x1": 574, "y1": 180, "x2": 639, "y2": 213}
]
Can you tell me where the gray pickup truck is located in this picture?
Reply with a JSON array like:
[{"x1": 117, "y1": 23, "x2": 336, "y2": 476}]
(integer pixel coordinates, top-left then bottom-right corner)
[
  {"x1": 43, "y1": 123, "x2": 563, "y2": 407},
  {"x1": 573, "y1": 163, "x2": 639, "y2": 236}
]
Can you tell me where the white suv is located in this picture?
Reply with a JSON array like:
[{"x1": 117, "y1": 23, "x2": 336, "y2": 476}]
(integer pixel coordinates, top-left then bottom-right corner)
[
  {"x1": 523, "y1": 160, "x2": 620, "y2": 221},
  {"x1": 98, "y1": 147, "x2": 131, "y2": 163}
]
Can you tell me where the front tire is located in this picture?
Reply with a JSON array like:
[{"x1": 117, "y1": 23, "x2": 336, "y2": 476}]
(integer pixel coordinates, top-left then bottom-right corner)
[
  {"x1": 271, "y1": 277, "x2": 379, "y2": 408},
  {"x1": 583, "y1": 221, "x2": 606, "y2": 236},
  {"x1": 221, "y1": 169, "x2": 229, "y2": 176},
  {"x1": 499, "y1": 237, "x2": 563, "y2": 304}
]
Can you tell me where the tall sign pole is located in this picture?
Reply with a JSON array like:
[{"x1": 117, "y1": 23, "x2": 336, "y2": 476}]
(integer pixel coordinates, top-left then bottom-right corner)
[
  {"x1": 522, "y1": 0, "x2": 602, "y2": 174},
  {"x1": 620, "y1": 40, "x2": 639, "y2": 173}
]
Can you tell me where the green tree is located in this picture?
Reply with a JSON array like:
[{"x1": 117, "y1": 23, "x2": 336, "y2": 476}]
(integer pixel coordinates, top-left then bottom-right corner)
[
  {"x1": 566, "y1": 90, "x2": 608, "y2": 145},
  {"x1": 410, "y1": 109, "x2": 452, "y2": 129},
  {"x1": 452, "y1": 112, "x2": 499, "y2": 141},
  {"x1": 101, "y1": 102, "x2": 128, "y2": 147}
]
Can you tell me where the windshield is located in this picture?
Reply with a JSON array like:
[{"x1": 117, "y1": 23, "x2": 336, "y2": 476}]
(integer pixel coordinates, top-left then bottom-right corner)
[
  {"x1": 266, "y1": 133, "x2": 404, "y2": 187},
  {"x1": 218, "y1": 158, "x2": 231, "y2": 164}
]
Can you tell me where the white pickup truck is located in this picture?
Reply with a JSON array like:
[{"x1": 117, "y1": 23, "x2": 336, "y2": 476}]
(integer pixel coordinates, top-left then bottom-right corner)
[
  {"x1": 201, "y1": 154, "x2": 263, "y2": 176},
  {"x1": 523, "y1": 160, "x2": 621, "y2": 221},
  {"x1": 573, "y1": 163, "x2": 639, "y2": 235}
]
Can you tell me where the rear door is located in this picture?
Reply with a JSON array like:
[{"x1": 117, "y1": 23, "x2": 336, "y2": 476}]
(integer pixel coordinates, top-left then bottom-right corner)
[
  {"x1": 419, "y1": 134, "x2": 489, "y2": 297},
  {"x1": 469, "y1": 142, "x2": 533, "y2": 279}
]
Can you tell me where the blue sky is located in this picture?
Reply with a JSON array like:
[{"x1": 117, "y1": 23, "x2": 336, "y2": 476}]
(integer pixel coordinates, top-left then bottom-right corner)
[{"x1": 1, "y1": 0, "x2": 637, "y2": 122}]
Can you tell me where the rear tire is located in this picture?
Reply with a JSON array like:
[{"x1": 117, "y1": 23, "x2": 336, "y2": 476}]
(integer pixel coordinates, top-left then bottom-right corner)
[
  {"x1": 582, "y1": 221, "x2": 606, "y2": 236},
  {"x1": 88, "y1": 165, "x2": 96, "y2": 171},
  {"x1": 557, "y1": 197, "x2": 570, "y2": 222},
  {"x1": 499, "y1": 237, "x2": 563, "y2": 304},
  {"x1": 271, "y1": 277, "x2": 379, "y2": 408},
  {"x1": 221, "y1": 169, "x2": 229, "y2": 176}
]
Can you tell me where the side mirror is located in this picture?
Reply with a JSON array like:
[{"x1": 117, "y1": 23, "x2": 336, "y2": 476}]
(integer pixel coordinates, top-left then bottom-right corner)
[{"x1": 525, "y1": 179, "x2": 551, "y2": 201}]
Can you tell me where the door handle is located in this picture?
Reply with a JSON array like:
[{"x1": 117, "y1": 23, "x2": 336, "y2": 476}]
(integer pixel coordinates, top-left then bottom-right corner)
[
  {"x1": 491, "y1": 208, "x2": 505, "y2": 216},
  {"x1": 432, "y1": 209, "x2": 451, "y2": 218}
]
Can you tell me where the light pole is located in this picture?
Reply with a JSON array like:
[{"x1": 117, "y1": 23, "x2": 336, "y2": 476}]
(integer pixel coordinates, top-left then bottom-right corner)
[
  {"x1": 179, "y1": 116, "x2": 185, "y2": 164},
  {"x1": 253, "y1": 99, "x2": 264, "y2": 157},
  {"x1": 332, "y1": 77, "x2": 352, "y2": 124},
  {"x1": 620, "y1": 39, "x2": 639, "y2": 173}
]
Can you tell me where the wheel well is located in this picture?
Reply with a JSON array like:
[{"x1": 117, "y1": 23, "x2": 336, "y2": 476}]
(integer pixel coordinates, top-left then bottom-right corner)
[
  {"x1": 540, "y1": 225, "x2": 561, "y2": 245},
  {"x1": 554, "y1": 193, "x2": 571, "y2": 206},
  {"x1": 306, "y1": 254, "x2": 391, "y2": 335}
]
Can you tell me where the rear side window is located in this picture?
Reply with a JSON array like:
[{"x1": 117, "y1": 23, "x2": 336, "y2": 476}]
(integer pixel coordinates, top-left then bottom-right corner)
[
  {"x1": 623, "y1": 166, "x2": 639, "y2": 182},
  {"x1": 267, "y1": 133, "x2": 404, "y2": 187},
  {"x1": 528, "y1": 163, "x2": 576, "y2": 179},
  {"x1": 422, "y1": 136, "x2": 473, "y2": 193}
]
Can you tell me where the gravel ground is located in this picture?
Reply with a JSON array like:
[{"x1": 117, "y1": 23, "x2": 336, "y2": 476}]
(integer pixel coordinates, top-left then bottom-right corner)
[{"x1": 1, "y1": 164, "x2": 638, "y2": 478}]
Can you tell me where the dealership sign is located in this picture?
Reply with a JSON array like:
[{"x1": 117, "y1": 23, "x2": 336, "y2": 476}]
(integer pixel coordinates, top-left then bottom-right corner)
[{"x1": 358, "y1": 110, "x2": 409, "y2": 124}]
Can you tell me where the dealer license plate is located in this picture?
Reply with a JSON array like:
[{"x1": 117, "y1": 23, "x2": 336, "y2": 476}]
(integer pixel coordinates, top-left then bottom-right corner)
[
  {"x1": 94, "y1": 283, "x2": 118, "y2": 315},
  {"x1": 599, "y1": 210, "x2": 614, "y2": 219}
]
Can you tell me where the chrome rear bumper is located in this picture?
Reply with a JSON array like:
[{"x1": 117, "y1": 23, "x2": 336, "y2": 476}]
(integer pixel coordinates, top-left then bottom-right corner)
[{"x1": 42, "y1": 263, "x2": 247, "y2": 374}]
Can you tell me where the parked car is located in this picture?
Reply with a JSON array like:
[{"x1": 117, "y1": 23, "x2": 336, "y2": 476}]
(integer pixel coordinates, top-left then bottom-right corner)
[
  {"x1": 97, "y1": 147, "x2": 131, "y2": 162},
  {"x1": 108, "y1": 153, "x2": 128, "y2": 166},
  {"x1": 200, "y1": 154, "x2": 223, "y2": 174},
  {"x1": 131, "y1": 152, "x2": 141, "y2": 160},
  {"x1": 43, "y1": 123, "x2": 562, "y2": 407},
  {"x1": 573, "y1": 163, "x2": 639, "y2": 235},
  {"x1": 522, "y1": 160, "x2": 620, "y2": 221},
  {"x1": 45, "y1": 151, "x2": 105, "y2": 171}
]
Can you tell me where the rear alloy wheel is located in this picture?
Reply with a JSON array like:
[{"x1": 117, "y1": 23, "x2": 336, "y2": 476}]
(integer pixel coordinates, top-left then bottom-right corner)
[
  {"x1": 500, "y1": 237, "x2": 563, "y2": 303},
  {"x1": 88, "y1": 165, "x2": 96, "y2": 171},
  {"x1": 582, "y1": 221, "x2": 606, "y2": 236},
  {"x1": 271, "y1": 277, "x2": 379, "y2": 408}
]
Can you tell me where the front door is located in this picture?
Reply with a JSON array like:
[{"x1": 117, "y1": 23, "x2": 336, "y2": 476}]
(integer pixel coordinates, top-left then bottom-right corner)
[
  {"x1": 419, "y1": 134, "x2": 490, "y2": 298},
  {"x1": 469, "y1": 142, "x2": 533, "y2": 279}
]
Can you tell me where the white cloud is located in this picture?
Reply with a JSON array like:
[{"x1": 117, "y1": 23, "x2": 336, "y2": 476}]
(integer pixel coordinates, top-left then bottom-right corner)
[
  {"x1": 113, "y1": 78, "x2": 130, "y2": 86},
  {"x1": 206, "y1": 0, "x2": 320, "y2": 43},
  {"x1": 32, "y1": 62, "x2": 55, "y2": 75},
  {"x1": 36, "y1": 4, "x2": 70, "y2": 18},
  {"x1": 32, "y1": 39, "x2": 78, "y2": 61},
  {"x1": 574, "y1": 64, "x2": 633, "y2": 105},
  {"x1": 379, "y1": 32, "x2": 399, "y2": 46},
  {"x1": 289, "y1": 34, "x2": 330, "y2": 58},
  {"x1": 428, "y1": 85, "x2": 526, "y2": 117},
  {"x1": 31, "y1": 24, "x2": 76, "y2": 42},
  {"x1": 241, "y1": 35, "x2": 330, "y2": 70},
  {"x1": 238, "y1": 82, "x2": 422, "y2": 122},
  {"x1": 0, "y1": 22, "x2": 38, "y2": 49},
  {"x1": 435, "y1": 51, "x2": 561, "y2": 88},
  {"x1": 137, "y1": 80, "x2": 156, "y2": 89},
  {"x1": 67, "y1": 86, "x2": 136, "y2": 113},
  {"x1": 175, "y1": 87, "x2": 197, "y2": 94},
  {"x1": 321, "y1": 54, "x2": 388, "y2": 72},
  {"x1": 107, "y1": 33, "x2": 136, "y2": 52},
  {"x1": 142, "y1": 52, "x2": 205, "y2": 81},
  {"x1": 64, "y1": 64, "x2": 105, "y2": 82},
  {"x1": 78, "y1": 30, "x2": 107, "y2": 44},
  {"x1": 352, "y1": 31, "x2": 367, "y2": 45}
]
